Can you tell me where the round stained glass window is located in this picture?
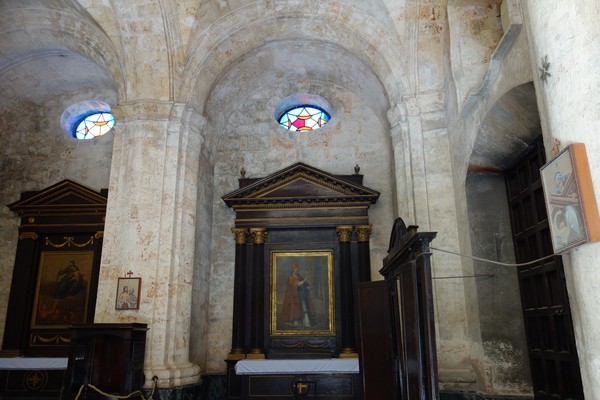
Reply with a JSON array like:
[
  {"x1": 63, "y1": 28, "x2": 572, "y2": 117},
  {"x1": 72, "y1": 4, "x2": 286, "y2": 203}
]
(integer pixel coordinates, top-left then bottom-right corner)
[
  {"x1": 278, "y1": 106, "x2": 330, "y2": 132},
  {"x1": 61, "y1": 100, "x2": 115, "y2": 140},
  {"x1": 275, "y1": 94, "x2": 332, "y2": 132},
  {"x1": 74, "y1": 112, "x2": 115, "y2": 139}
]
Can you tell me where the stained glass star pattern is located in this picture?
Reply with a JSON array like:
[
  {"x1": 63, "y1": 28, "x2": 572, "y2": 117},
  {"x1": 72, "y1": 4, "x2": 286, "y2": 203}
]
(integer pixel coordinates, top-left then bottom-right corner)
[
  {"x1": 75, "y1": 112, "x2": 115, "y2": 139},
  {"x1": 278, "y1": 106, "x2": 330, "y2": 132}
]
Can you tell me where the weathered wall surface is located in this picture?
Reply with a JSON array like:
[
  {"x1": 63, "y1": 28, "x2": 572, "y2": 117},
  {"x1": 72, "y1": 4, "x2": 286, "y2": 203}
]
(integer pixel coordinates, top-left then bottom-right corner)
[
  {"x1": 201, "y1": 41, "x2": 396, "y2": 371},
  {"x1": 0, "y1": 94, "x2": 114, "y2": 350},
  {"x1": 522, "y1": 1, "x2": 600, "y2": 397}
]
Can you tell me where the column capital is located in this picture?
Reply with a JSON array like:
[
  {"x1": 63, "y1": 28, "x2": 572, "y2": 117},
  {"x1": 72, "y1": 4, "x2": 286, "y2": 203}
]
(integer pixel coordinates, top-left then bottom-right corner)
[
  {"x1": 336, "y1": 226, "x2": 354, "y2": 243},
  {"x1": 231, "y1": 228, "x2": 249, "y2": 245},
  {"x1": 355, "y1": 225, "x2": 372, "y2": 242},
  {"x1": 249, "y1": 227, "x2": 267, "y2": 244}
]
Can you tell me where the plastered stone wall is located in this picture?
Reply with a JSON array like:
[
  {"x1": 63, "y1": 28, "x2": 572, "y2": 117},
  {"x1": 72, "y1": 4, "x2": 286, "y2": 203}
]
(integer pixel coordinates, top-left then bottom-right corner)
[
  {"x1": 522, "y1": 1, "x2": 600, "y2": 397},
  {"x1": 202, "y1": 53, "x2": 396, "y2": 372},
  {"x1": 0, "y1": 94, "x2": 114, "y2": 350},
  {"x1": 448, "y1": 0, "x2": 504, "y2": 109}
]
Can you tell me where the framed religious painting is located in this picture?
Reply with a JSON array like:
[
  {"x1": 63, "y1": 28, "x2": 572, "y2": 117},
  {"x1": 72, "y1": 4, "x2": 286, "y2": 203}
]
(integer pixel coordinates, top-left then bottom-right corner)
[
  {"x1": 31, "y1": 251, "x2": 95, "y2": 328},
  {"x1": 540, "y1": 143, "x2": 600, "y2": 253},
  {"x1": 270, "y1": 250, "x2": 335, "y2": 336},
  {"x1": 115, "y1": 277, "x2": 141, "y2": 310}
]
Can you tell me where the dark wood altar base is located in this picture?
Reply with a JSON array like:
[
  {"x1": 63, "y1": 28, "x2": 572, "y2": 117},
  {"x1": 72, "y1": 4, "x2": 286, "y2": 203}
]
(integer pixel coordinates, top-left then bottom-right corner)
[
  {"x1": 0, "y1": 369, "x2": 64, "y2": 399},
  {"x1": 226, "y1": 361, "x2": 359, "y2": 399}
]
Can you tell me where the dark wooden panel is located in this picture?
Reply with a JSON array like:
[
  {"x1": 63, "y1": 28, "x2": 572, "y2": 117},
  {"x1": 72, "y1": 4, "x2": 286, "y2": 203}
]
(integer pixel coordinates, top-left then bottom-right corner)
[
  {"x1": 505, "y1": 137, "x2": 583, "y2": 399},
  {"x1": 357, "y1": 280, "x2": 399, "y2": 400}
]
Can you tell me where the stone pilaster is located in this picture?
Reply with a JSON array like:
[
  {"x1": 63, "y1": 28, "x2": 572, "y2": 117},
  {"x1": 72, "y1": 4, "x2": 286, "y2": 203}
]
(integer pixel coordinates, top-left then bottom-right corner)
[{"x1": 96, "y1": 101, "x2": 204, "y2": 387}]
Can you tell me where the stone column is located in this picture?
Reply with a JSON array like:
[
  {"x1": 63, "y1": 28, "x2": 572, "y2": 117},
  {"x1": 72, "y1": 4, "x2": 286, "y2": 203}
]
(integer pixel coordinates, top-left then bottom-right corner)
[
  {"x1": 336, "y1": 225, "x2": 357, "y2": 358},
  {"x1": 355, "y1": 225, "x2": 372, "y2": 282},
  {"x1": 248, "y1": 228, "x2": 267, "y2": 358},
  {"x1": 522, "y1": 2, "x2": 600, "y2": 397},
  {"x1": 228, "y1": 228, "x2": 248, "y2": 360},
  {"x1": 95, "y1": 101, "x2": 203, "y2": 387}
]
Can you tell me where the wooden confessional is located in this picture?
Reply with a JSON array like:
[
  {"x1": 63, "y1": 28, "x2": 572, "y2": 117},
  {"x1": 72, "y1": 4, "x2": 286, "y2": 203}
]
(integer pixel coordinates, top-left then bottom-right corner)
[
  {"x1": 222, "y1": 162, "x2": 379, "y2": 399},
  {"x1": 357, "y1": 218, "x2": 439, "y2": 400}
]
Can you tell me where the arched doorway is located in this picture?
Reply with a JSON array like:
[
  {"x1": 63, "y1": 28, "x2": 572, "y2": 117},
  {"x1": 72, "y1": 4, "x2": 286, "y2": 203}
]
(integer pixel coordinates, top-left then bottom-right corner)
[{"x1": 467, "y1": 83, "x2": 583, "y2": 398}]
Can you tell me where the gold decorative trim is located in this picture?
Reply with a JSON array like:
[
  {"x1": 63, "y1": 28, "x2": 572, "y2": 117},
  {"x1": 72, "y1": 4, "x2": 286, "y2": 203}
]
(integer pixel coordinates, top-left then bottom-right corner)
[
  {"x1": 227, "y1": 352, "x2": 246, "y2": 361},
  {"x1": 19, "y1": 232, "x2": 38, "y2": 240},
  {"x1": 252, "y1": 173, "x2": 357, "y2": 198},
  {"x1": 336, "y1": 226, "x2": 353, "y2": 242},
  {"x1": 339, "y1": 350, "x2": 359, "y2": 358},
  {"x1": 45, "y1": 235, "x2": 95, "y2": 248},
  {"x1": 31, "y1": 334, "x2": 71, "y2": 345},
  {"x1": 249, "y1": 228, "x2": 267, "y2": 244},
  {"x1": 355, "y1": 225, "x2": 372, "y2": 242},
  {"x1": 272, "y1": 339, "x2": 332, "y2": 349},
  {"x1": 235, "y1": 216, "x2": 369, "y2": 223},
  {"x1": 232, "y1": 201, "x2": 374, "y2": 210},
  {"x1": 27, "y1": 217, "x2": 35, "y2": 223},
  {"x1": 94, "y1": 231, "x2": 104, "y2": 239},
  {"x1": 231, "y1": 228, "x2": 249, "y2": 244},
  {"x1": 246, "y1": 349, "x2": 266, "y2": 359}
]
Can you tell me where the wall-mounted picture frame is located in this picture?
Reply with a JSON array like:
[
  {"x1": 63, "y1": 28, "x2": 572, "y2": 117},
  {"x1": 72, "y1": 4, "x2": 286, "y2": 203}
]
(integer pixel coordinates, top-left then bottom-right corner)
[
  {"x1": 270, "y1": 250, "x2": 335, "y2": 336},
  {"x1": 31, "y1": 251, "x2": 95, "y2": 328},
  {"x1": 115, "y1": 277, "x2": 141, "y2": 310},
  {"x1": 540, "y1": 143, "x2": 600, "y2": 253}
]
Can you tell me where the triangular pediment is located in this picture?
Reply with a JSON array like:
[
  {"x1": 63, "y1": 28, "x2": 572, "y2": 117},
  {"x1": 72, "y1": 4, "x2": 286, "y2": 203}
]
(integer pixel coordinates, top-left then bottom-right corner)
[
  {"x1": 223, "y1": 162, "x2": 379, "y2": 208},
  {"x1": 8, "y1": 179, "x2": 107, "y2": 216}
]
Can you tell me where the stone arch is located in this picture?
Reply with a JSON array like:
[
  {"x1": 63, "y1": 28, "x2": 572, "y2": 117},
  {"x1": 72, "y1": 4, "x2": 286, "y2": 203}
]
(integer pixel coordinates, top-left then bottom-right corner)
[
  {"x1": 179, "y1": 1, "x2": 410, "y2": 114},
  {"x1": 0, "y1": 2, "x2": 126, "y2": 104},
  {"x1": 468, "y1": 82, "x2": 541, "y2": 173},
  {"x1": 463, "y1": 81, "x2": 542, "y2": 392}
]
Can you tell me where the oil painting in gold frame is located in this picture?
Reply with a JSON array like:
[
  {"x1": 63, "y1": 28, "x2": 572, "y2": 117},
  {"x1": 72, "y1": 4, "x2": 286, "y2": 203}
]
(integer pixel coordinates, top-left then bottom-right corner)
[
  {"x1": 31, "y1": 251, "x2": 95, "y2": 328},
  {"x1": 270, "y1": 250, "x2": 335, "y2": 336}
]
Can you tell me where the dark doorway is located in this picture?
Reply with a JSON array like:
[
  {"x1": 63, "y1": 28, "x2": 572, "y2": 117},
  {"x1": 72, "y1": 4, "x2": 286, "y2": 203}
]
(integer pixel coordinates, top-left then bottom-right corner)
[{"x1": 505, "y1": 137, "x2": 584, "y2": 399}]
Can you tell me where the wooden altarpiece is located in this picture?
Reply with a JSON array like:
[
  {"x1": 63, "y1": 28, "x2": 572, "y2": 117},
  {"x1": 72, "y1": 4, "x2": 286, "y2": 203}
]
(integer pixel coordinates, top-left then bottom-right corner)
[
  {"x1": 2, "y1": 180, "x2": 106, "y2": 357},
  {"x1": 0, "y1": 180, "x2": 106, "y2": 398},
  {"x1": 222, "y1": 162, "x2": 379, "y2": 399}
]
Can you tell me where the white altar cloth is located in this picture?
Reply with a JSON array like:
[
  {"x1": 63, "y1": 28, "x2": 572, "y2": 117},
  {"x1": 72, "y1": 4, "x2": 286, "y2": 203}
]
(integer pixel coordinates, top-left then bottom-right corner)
[
  {"x1": 0, "y1": 357, "x2": 68, "y2": 370},
  {"x1": 235, "y1": 358, "x2": 359, "y2": 375}
]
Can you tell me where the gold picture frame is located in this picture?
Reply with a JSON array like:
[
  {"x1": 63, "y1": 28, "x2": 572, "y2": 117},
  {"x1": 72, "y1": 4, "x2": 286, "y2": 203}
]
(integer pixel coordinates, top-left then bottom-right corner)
[
  {"x1": 270, "y1": 250, "x2": 335, "y2": 336},
  {"x1": 540, "y1": 143, "x2": 600, "y2": 253},
  {"x1": 115, "y1": 277, "x2": 141, "y2": 310},
  {"x1": 31, "y1": 251, "x2": 95, "y2": 328}
]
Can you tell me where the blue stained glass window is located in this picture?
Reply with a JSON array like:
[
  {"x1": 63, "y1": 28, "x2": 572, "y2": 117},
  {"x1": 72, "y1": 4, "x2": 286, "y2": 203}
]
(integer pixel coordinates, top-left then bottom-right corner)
[
  {"x1": 74, "y1": 112, "x2": 115, "y2": 139},
  {"x1": 61, "y1": 101, "x2": 116, "y2": 140},
  {"x1": 278, "y1": 106, "x2": 330, "y2": 132}
]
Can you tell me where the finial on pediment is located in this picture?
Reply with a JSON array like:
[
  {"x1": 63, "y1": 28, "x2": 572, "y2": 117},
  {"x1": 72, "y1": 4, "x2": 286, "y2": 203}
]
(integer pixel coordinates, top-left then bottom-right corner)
[
  {"x1": 354, "y1": 164, "x2": 360, "y2": 175},
  {"x1": 551, "y1": 138, "x2": 561, "y2": 157},
  {"x1": 240, "y1": 167, "x2": 246, "y2": 178}
]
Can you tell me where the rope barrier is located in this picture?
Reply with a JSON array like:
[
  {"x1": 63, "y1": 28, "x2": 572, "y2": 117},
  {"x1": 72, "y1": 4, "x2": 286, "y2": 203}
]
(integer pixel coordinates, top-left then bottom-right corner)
[
  {"x1": 430, "y1": 246, "x2": 557, "y2": 267},
  {"x1": 74, "y1": 375, "x2": 159, "y2": 400}
]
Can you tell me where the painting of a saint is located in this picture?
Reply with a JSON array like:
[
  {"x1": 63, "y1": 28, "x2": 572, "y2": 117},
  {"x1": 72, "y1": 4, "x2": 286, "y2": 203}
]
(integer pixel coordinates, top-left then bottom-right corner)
[
  {"x1": 32, "y1": 251, "x2": 94, "y2": 327},
  {"x1": 271, "y1": 251, "x2": 334, "y2": 335}
]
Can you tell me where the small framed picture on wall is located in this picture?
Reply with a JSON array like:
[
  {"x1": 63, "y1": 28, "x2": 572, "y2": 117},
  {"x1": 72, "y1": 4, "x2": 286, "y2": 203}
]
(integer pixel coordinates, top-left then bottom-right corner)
[
  {"x1": 115, "y1": 277, "x2": 141, "y2": 310},
  {"x1": 540, "y1": 143, "x2": 600, "y2": 253}
]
